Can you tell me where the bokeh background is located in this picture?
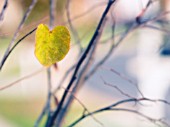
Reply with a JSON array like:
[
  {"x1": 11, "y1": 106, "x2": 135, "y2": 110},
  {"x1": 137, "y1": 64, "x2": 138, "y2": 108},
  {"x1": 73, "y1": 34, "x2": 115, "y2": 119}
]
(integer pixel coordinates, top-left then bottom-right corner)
[{"x1": 0, "y1": 0, "x2": 170, "y2": 127}]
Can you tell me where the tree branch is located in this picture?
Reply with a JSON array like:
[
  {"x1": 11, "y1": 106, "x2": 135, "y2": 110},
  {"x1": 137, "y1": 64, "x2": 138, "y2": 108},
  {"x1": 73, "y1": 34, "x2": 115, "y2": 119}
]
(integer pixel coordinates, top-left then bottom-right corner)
[
  {"x1": 66, "y1": 0, "x2": 83, "y2": 52},
  {"x1": 68, "y1": 98, "x2": 170, "y2": 127},
  {"x1": 0, "y1": 0, "x2": 8, "y2": 21},
  {"x1": 0, "y1": 27, "x2": 37, "y2": 70},
  {"x1": 45, "y1": 1, "x2": 116, "y2": 126},
  {"x1": 0, "y1": 0, "x2": 37, "y2": 70},
  {"x1": 0, "y1": 68, "x2": 43, "y2": 91}
]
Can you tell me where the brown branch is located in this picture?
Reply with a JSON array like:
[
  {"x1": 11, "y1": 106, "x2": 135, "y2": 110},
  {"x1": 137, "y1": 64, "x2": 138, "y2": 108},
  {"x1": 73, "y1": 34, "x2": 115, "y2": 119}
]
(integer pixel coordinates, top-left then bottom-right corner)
[
  {"x1": 45, "y1": 1, "x2": 116, "y2": 126},
  {"x1": 58, "y1": 86, "x2": 104, "y2": 127},
  {"x1": 0, "y1": 68, "x2": 44, "y2": 91},
  {"x1": 0, "y1": 0, "x2": 37, "y2": 70},
  {"x1": 0, "y1": 0, "x2": 8, "y2": 21},
  {"x1": 68, "y1": 98, "x2": 170, "y2": 127},
  {"x1": 101, "y1": 76, "x2": 135, "y2": 99},
  {"x1": 0, "y1": 27, "x2": 37, "y2": 70}
]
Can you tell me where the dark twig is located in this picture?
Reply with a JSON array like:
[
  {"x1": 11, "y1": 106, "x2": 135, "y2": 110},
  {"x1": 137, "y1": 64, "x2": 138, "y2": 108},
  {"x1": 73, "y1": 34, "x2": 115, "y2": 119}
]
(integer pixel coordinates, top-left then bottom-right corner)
[
  {"x1": 71, "y1": 94, "x2": 104, "y2": 127},
  {"x1": 34, "y1": 103, "x2": 48, "y2": 127},
  {"x1": 0, "y1": 0, "x2": 8, "y2": 21},
  {"x1": 0, "y1": 16, "x2": 48, "y2": 37},
  {"x1": 136, "y1": 0, "x2": 153, "y2": 24},
  {"x1": 53, "y1": 1, "x2": 101, "y2": 95},
  {"x1": 55, "y1": 18, "x2": 107, "y2": 127},
  {"x1": 59, "y1": 86, "x2": 104, "y2": 127},
  {"x1": 53, "y1": 19, "x2": 99, "y2": 94},
  {"x1": 0, "y1": 0, "x2": 37, "y2": 70},
  {"x1": 84, "y1": 23, "x2": 150, "y2": 98},
  {"x1": 68, "y1": 98, "x2": 138, "y2": 127},
  {"x1": 68, "y1": 98, "x2": 170, "y2": 127},
  {"x1": 53, "y1": 23, "x2": 100, "y2": 95},
  {"x1": 0, "y1": 27, "x2": 37, "y2": 70},
  {"x1": 45, "y1": 1, "x2": 116, "y2": 126},
  {"x1": 0, "y1": 1, "x2": 111, "y2": 37}
]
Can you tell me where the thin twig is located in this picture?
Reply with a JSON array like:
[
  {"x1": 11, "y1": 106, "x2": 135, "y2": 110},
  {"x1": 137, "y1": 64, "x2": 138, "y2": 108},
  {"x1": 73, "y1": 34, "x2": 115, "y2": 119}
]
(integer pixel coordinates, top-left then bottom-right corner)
[
  {"x1": 34, "y1": 104, "x2": 47, "y2": 127},
  {"x1": 45, "y1": 1, "x2": 116, "y2": 126},
  {"x1": 34, "y1": 73, "x2": 54, "y2": 127},
  {"x1": 0, "y1": 0, "x2": 8, "y2": 21},
  {"x1": 46, "y1": 0, "x2": 56, "y2": 119},
  {"x1": 109, "y1": 108, "x2": 169, "y2": 127},
  {"x1": 68, "y1": 98, "x2": 170, "y2": 127},
  {"x1": 36, "y1": 1, "x2": 56, "y2": 126},
  {"x1": 85, "y1": 24, "x2": 135, "y2": 80},
  {"x1": 0, "y1": 16, "x2": 48, "y2": 37},
  {"x1": 55, "y1": 18, "x2": 107, "y2": 127},
  {"x1": 66, "y1": 0, "x2": 83, "y2": 52},
  {"x1": 45, "y1": 68, "x2": 52, "y2": 124},
  {"x1": 101, "y1": 76, "x2": 135, "y2": 98},
  {"x1": 0, "y1": 1, "x2": 106, "y2": 37},
  {"x1": 68, "y1": 98, "x2": 138, "y2": 127},
  {"x1": 105, "y1": 67, "x2": 144, "y2": 97},
  {"x1": 0, "y1": 0, "x2": 37, "y2": 70},
  {"x1": 62, "y1": 2, "x2": 107, "y2": 25},
  {"x1": 0, "y1": 68, "x2": 43, "y2": 91},
  {"x1": 49, "y1": 0, "x2": 55, "y2": 29},
  {"x1": 136, "y1": 0, "x2": 153, "y2": 24},
  {"x1": 59, "y1": 86, "x2": 104, "y2": 127},
  {"x1": 144, "y1": 24, "x2": 170, "y2": 34},
  {"x1": 53, "y1": 64, "x2": 76, "y2": 93},
  {"x1": 84, "y1": 23, "x2": 148, "y2": 98},
  {"x1": 0, "y1": 27, "x2": 37, "y2": 70}
]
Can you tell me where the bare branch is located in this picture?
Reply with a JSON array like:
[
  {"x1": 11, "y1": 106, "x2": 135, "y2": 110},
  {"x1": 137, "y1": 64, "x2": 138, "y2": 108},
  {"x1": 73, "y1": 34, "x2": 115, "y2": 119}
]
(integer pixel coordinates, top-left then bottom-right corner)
[
  {"x1": 68, "y1": 98, "x2": 170, "y2": 127},
  {"x1": 101, "y1": 76, "x2": 135, "y2": 98},
  {"x1": 0, "y1": 0, "x2": 37, "y2": 70},
  {"x1": 0, "y1": 0, "x2": 8, "y2": 21},
  {"x1": 85, "y1": 24, "x2": 136, "y2": 81},
  {"x1": 55, "y1": 17, "x2": 107, "y2": 127},
  {"x1": 0, "y1": 27, "x2": 37, "y2": 70},
  {"x1": 49, "y1": 0, "x2": 55, "y2": 29},
  {"x1": 34, "y1": 104, "x2": 47, "y2": 127},
  {"x1": 144, "y1": 24, "x2": 170, "y2": 34},
  {"x1": 0, "y1": 68, "x2": 43, "y2": 91},
  {"x1": 59, "y1": 86, "x2": 104, "y2": 127},
  {"x1": 66, "y1": 0, "x2": 83, "y2": 52},
  {"x1": 53, "y1": 64, "x2": 76, "y2": 94},
  {"x1": 62, "y1": 2, "x2": 107, "y2": 25},
  {"x1": 45, "y1": 1, "x2": 116, "y2": 126},
  {"x1": 109, "y1": 108, "x2": 169, "y2": 127},
  {"x1": 104, "y1": 67, "x2": 144, "y2": 97},
  {"x1": 38, "y1": 1, "x2": 56, "y2": 127},
  {"x1": 45, "y1": 68, "x2": 53, "y2": 126}
]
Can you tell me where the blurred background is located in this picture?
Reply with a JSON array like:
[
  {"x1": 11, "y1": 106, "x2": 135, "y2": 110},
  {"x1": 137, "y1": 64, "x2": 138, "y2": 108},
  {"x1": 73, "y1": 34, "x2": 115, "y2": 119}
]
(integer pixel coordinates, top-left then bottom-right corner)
[{"x1": 0, "y1": 0, "x2": 170, "y2": 127}]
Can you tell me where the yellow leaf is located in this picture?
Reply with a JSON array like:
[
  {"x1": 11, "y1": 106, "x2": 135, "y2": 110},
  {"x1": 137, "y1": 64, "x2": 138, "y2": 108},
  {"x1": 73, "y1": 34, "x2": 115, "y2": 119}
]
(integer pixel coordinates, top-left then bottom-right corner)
[{"x1": 35, "y1": 24, "x2": 70, "y2": 67}]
